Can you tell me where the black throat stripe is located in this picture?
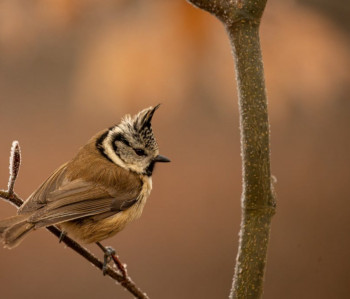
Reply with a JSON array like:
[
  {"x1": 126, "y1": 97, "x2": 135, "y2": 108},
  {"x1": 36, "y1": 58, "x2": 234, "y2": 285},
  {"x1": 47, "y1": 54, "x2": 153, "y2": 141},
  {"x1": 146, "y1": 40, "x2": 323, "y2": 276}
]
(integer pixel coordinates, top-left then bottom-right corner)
[{"x1": 144, "y1": 160, "x2": 155, "y2": 177}]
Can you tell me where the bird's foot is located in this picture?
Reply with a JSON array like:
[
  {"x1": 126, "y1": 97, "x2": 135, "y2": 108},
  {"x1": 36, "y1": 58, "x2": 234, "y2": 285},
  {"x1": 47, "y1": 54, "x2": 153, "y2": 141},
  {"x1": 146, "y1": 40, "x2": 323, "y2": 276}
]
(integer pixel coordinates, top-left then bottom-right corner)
[
  {"x1": 102, "y1": 246, "x2": 115, "y2": 275},
  {"x1": 96, "y1": 242, "x2": 128, "y2": 279}
]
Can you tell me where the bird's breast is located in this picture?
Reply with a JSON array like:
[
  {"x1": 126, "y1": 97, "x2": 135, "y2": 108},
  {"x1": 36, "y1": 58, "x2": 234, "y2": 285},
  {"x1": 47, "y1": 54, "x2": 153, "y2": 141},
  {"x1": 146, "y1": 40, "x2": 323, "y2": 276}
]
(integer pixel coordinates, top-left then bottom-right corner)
[
  {"x1": 61, "y1": 176, "x2": 153, "y2": 243},
  {"x1": 117, "y1": 175, "x2": 152, "y2": 223}
]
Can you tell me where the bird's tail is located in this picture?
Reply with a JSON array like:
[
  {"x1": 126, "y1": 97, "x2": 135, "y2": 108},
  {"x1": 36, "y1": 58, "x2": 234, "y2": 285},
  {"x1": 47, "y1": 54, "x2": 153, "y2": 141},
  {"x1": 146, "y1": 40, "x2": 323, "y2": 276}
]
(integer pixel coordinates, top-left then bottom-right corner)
[{"x1": 0, "y1": 214, "x2": 35, "y2": 249}]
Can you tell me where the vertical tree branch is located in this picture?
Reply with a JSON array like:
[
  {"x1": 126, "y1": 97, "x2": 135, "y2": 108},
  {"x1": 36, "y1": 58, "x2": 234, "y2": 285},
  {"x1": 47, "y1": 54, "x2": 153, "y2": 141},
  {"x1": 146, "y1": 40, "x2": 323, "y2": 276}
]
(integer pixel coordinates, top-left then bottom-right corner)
[
  {"x1": 228, "y1": 18, "x2": 276, "y2": 299},
  {"x1": 187, "y1": 0, "x2": 276, "y2": 298}
]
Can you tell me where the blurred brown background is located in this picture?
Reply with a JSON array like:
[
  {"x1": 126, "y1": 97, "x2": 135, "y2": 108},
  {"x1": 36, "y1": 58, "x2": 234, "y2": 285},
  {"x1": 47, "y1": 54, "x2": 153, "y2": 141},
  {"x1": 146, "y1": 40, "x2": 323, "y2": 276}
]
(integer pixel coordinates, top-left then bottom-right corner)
[{"x1": 0, "y1": 0, "x2": 349, "y2": 298}]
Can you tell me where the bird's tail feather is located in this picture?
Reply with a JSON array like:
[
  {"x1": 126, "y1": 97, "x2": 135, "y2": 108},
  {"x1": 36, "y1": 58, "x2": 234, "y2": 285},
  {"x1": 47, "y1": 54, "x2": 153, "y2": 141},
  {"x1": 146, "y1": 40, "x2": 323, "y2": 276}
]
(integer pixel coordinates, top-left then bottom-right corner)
[{"x1": 0, "y1": 215, "x2": 34, "y2": 249}]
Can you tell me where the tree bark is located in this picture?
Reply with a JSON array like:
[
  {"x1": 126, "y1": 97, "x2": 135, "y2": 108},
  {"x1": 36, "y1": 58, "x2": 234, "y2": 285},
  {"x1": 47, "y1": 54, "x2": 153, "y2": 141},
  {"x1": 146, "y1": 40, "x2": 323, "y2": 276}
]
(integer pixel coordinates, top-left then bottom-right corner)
[{"x1": 187, "y1": 1, "x2": 276, "y2": 298}]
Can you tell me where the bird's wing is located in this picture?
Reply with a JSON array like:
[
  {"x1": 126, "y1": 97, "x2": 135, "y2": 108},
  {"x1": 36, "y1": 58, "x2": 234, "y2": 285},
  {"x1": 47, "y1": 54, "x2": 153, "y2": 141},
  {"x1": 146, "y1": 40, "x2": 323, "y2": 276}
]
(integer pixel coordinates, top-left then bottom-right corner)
[
  {"x1": 19, "y1": 165, "x2": 141, "y2": 228},
  {"x1": 19, "y1": 163, "x2": 69, "y2": 213}
]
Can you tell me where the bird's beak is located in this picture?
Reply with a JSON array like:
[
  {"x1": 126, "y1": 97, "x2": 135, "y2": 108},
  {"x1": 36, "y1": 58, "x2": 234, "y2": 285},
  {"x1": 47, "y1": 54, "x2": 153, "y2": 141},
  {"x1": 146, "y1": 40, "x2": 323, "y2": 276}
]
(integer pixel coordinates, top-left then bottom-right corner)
[{"x1": 154, "y1": 155, "x2": 171, "y2": 163}]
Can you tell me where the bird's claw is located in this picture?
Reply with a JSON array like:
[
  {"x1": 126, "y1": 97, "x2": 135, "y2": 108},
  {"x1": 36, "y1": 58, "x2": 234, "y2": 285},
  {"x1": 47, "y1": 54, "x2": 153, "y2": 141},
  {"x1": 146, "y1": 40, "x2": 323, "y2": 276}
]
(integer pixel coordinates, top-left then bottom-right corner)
[{"x1": 102, "y1": 246, "x2": 116, "y2": 275}]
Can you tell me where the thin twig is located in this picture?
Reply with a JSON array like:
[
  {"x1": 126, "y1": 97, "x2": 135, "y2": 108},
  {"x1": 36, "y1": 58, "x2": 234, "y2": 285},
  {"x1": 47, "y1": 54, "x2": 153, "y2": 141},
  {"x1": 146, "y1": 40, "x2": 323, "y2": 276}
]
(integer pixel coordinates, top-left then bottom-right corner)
[
  {"x1": 0, "y1": 141, "x2": 149, "y2": 299},
  {"x1": 111, "y1": 253, "x2": 129, "y2": 279}
]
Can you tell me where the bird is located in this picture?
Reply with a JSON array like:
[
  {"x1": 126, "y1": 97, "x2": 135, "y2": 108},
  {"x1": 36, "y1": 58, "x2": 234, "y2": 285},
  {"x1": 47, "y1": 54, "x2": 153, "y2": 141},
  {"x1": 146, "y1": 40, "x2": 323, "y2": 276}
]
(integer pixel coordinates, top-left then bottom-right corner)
[{"x1": 0, "y1": 105, "x2": 170, "y2": 269}]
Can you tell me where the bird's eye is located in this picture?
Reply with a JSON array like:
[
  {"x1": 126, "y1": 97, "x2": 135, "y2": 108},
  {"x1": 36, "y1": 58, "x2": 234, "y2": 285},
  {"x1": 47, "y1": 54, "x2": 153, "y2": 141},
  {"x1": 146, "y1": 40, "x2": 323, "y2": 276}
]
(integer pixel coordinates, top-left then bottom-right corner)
[{"x1": 134, "y1": 148, "x2": 146, "y2": 156}]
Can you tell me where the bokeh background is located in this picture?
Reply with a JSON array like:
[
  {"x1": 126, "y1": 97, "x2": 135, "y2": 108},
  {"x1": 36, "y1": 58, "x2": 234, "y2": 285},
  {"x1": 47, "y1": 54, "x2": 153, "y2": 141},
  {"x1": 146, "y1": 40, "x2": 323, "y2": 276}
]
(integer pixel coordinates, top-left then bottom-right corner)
[{"x1": 0, "y1": 0, "x2": 349, "y2": 298}]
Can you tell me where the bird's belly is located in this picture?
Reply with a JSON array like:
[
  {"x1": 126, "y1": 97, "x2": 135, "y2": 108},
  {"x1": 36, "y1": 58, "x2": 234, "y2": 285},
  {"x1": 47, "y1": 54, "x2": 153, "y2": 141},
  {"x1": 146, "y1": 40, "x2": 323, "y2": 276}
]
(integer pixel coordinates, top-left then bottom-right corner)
[
  {"x1": 60, "y1": 194, "x2": 149, "y2": 244},
  {"x1": 60, "y1": 176, "x2": 152, "y2": 243}
]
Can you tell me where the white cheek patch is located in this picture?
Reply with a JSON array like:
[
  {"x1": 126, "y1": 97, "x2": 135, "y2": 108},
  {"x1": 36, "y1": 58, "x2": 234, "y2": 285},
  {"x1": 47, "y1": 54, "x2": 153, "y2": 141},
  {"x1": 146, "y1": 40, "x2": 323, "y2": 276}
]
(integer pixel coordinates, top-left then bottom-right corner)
[
  {"x1": 102, "y1": 128, "x2": 127, "y2": 170},
  {"x1": 102, "y1": 127, "x2": 146, "y2": 175}
]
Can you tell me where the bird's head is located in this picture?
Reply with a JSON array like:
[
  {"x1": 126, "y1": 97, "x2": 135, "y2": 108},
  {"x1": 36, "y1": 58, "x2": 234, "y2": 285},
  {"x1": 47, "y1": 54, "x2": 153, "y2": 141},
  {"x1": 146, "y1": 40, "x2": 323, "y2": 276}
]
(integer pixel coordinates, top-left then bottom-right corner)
[{"x1": 97, "y1": 105, "x2": 170, "y2": 176}]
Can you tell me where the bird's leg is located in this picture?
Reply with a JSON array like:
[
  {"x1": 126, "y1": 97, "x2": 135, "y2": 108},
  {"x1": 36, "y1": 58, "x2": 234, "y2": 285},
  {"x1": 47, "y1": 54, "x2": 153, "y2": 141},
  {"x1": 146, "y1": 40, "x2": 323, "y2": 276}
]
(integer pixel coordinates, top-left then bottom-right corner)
[
  {"x1": 96, "y1": 242, "x2": 128, "y2": 279},
  {"x1": 59, "y1": 231, "x2": 67, "y2": 243}
]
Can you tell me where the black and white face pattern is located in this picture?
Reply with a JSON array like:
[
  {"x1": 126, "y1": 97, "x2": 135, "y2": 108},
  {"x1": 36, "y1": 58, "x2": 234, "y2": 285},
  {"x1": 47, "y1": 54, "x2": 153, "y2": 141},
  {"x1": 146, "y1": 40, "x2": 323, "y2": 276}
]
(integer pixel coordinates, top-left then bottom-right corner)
[{"x1": 97, "y1": 106, "x2": 160, "y2": 176}]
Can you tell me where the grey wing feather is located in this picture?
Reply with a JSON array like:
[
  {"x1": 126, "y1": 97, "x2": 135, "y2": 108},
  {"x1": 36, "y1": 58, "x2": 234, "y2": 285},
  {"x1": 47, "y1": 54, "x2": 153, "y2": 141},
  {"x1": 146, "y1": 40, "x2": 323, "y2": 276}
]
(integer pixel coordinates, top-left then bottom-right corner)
[
  {"x1": 19, "y1": 163, "x2": 69, "y2": 213},
  {"x1": 113, "y1": 198, "x2": 138, "y2": 211},
  {"x1": 31, "y1": 198, "x2": 115, "y2": 228},
  {"x1": 19, "y1": 165, "x2": 140, "y2": 227}
]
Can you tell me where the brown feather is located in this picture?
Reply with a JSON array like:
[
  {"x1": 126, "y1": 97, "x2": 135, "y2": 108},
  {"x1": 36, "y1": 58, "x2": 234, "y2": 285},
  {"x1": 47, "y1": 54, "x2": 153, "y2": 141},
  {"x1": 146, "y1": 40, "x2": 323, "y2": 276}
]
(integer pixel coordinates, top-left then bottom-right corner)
[
  {"x1": 0, "y1": 214, "x2": 34, "y2": 249},
  {"x1": 2, "y1": 131, "x2": 151, "y2": 246}
]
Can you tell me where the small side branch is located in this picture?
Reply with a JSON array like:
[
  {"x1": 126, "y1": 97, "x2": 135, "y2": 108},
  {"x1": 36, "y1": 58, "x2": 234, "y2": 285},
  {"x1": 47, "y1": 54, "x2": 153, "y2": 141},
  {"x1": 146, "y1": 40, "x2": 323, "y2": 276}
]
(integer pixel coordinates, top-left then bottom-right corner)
[
  {"x1": 8, "y1": 141, "x2": 20, "y2": 194},
  {"x1": 0, "y1": 141, "x2": 149, "y2": 299}
]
